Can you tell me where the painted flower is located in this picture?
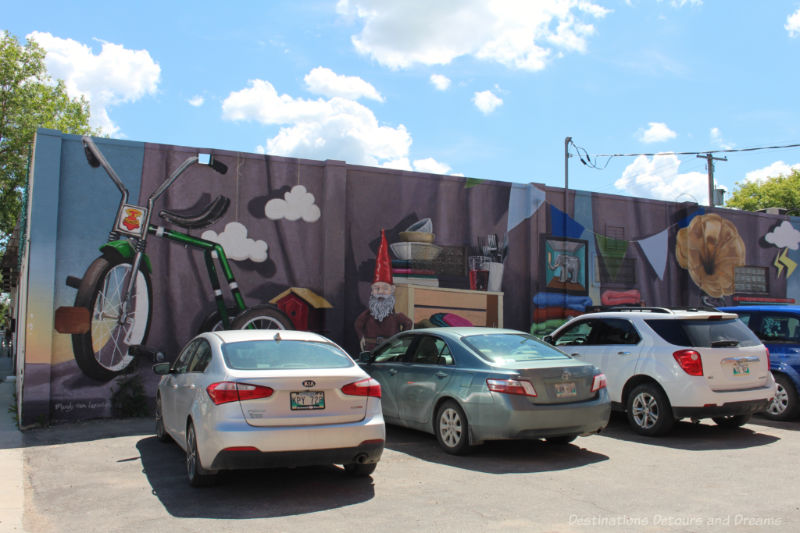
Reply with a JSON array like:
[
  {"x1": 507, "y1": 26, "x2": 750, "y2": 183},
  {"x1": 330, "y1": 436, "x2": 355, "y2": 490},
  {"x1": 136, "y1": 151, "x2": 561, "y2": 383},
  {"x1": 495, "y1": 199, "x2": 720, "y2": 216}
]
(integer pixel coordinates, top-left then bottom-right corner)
[{"x1": 675, "y1": 213, "x2": 745, "y2": 298}]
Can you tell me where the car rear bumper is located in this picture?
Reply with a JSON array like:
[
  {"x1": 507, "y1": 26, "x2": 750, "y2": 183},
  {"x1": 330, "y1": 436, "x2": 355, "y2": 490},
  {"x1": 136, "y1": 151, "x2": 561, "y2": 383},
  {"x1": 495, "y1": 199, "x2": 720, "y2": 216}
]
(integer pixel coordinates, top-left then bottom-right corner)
[
  {"x1": 197, "y1": 411, "x2": 385, "y2": 471},
  {"x1": 470, "y1": 391, "x2": 611, "y2": 443},
  {"x1": 672, "y1": 398, "x2": 772, "y2": 419},
  {"x1": 209, "y1": 439, "x2": 384, "y2": 470}
]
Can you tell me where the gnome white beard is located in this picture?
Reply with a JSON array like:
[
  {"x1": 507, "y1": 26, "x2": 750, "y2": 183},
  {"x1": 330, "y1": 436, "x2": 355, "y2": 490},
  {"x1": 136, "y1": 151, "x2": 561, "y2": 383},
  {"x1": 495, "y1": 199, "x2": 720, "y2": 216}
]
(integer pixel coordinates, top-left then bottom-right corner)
[{"x1": 368, "y1": 293, "x2": 396, "y2": 322}]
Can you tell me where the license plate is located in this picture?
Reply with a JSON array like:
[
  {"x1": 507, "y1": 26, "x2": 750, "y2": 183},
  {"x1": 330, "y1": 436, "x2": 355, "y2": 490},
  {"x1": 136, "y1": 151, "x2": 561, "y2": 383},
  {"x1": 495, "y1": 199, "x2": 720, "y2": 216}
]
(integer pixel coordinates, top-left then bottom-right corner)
[
  {"x1": 732, "y1": 363, "x2": 750, "y2": 377},
  {"x1": 555, "y1": 382, "x2": 577, "y2": 398},
  {"x1": 290, "y1": 391, "x2": 325, "y2": 410}
]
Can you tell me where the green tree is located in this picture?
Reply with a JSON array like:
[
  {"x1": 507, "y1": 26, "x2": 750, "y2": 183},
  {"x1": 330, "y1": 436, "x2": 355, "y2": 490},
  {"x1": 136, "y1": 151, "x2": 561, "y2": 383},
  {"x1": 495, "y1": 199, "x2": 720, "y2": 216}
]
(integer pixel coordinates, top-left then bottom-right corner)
[
  {"x1": 1, "y1": 31, "x2": 97, "y2": 253},
  {"x1": 726, "y1": 169, "x2": 800, "y2": 215}
]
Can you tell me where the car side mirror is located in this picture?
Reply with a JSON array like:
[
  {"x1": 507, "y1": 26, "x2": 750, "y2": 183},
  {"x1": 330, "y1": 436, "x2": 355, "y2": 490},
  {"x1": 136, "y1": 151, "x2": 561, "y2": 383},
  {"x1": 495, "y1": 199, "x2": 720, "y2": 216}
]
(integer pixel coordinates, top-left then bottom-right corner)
[
  {"x1": 152, "y1": 362, "x2": 172, "y2": 375},
  {"x1": 358, "y1": 351, "x2": 372, "y2": 364},
  {"x1": 542, "y1": 335, "x2": 554, "y2": 345}
]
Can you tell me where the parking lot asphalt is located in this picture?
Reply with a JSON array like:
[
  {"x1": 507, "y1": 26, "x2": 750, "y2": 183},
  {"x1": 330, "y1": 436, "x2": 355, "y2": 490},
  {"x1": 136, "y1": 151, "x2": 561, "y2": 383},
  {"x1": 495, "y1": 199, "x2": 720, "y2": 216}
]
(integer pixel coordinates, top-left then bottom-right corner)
[{"x1": 3, "y1": 368, "x2": 800, "y2": 532}]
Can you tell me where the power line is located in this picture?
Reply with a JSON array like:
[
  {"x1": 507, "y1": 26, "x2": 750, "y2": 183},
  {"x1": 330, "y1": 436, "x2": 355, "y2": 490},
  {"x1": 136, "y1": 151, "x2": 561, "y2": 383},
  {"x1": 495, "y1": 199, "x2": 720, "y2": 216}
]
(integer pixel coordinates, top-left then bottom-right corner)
[{"x1": 568, "y1": 139, "x2": 800, "y2": 169}]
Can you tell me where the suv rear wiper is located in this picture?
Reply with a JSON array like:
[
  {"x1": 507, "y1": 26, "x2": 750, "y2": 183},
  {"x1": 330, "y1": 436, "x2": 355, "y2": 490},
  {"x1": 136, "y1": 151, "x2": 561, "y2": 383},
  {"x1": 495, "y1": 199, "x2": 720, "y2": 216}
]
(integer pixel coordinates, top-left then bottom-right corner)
[{"x1": 711, "y1": 339, "x2": 740, "y2": 348}]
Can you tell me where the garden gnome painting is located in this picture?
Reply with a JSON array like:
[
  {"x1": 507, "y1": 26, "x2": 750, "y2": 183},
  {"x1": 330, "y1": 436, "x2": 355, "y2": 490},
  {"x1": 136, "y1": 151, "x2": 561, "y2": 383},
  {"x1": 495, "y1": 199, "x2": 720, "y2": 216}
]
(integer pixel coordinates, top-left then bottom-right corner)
[{"x1": 355, "y1": 230, "x2": 413, "y2": 351}]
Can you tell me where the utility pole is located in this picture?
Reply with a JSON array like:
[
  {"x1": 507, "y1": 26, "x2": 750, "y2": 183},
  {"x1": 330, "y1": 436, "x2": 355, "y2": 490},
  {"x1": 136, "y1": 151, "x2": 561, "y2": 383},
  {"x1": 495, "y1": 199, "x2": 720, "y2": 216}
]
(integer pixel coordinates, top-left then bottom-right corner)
[
  {"x1": 697, "y1": 153, "x2": 727, "y2": 206},
  {"x1": 564, "y1": 137, "x2": 572, "y2": 215}
]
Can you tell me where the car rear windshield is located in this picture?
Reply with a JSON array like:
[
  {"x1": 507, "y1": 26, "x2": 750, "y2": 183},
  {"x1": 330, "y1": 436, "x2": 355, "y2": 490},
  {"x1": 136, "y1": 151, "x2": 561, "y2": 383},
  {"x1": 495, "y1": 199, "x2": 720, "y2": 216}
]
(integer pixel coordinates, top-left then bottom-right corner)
[
  {"x1": 221, "y1": 340, "x2": 354, "y2": 370},
  {"x1": 463, "y1": 333, "x2": 571, "y2": 363},
  {"x1": 645, "y1": 318, "x2": 761, "y2": 348}
]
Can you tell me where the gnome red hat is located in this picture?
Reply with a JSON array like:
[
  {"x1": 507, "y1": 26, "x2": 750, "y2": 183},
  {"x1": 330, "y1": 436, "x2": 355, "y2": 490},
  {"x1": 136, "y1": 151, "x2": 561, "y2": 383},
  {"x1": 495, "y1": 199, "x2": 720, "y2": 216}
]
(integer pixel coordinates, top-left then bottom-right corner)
[{"x1": 373, "y1": 229, "x2": 393, "y2": 285}]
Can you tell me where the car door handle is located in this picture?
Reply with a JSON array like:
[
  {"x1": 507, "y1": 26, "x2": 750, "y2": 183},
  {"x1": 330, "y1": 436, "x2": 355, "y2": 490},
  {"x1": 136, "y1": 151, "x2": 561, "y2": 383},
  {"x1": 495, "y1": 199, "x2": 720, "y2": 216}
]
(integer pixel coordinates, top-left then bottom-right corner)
[
  {"x1": 435, "y1": 372, "x2": 448, "y2": 379},
  {"x1": 388, "y1": 368, "x2": 398, "y2": 375},
  {"x1": 617, "y1": 351, "x2": 631, "y2": 355},
  {"x1": 570, "y1": 353, "x2": 581, "y2": 357}
]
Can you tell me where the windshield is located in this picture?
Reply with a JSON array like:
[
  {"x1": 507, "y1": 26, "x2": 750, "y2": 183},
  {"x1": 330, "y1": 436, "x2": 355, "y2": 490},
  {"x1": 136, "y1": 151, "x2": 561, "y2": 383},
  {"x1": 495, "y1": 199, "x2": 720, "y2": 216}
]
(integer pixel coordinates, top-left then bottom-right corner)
[
  {"x1": 645, "y1": 319, "x2": 761, "y2": 348},
  {"x1": 221, "y1": 340, "x2": 354, "y2": 370},
  {"x1": 463, "y1": 333, "x2": 571, "y2": 363}
]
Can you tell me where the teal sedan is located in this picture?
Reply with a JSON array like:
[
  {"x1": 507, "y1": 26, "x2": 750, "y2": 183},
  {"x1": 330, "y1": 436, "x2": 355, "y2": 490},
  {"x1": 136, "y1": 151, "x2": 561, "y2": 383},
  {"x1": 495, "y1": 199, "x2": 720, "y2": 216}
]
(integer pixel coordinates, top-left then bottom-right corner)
[{"x1": 358, "y1": 328, "x2": 611, "y2": 454}]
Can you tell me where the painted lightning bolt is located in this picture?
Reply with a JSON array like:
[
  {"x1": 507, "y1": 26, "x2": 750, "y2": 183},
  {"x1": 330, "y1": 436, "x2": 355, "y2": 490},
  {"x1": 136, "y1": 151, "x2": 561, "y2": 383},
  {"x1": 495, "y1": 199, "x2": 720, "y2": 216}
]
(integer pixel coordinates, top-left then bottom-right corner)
[{"x1": 774, "y1": 248, "x2": 797, "y2": 278}]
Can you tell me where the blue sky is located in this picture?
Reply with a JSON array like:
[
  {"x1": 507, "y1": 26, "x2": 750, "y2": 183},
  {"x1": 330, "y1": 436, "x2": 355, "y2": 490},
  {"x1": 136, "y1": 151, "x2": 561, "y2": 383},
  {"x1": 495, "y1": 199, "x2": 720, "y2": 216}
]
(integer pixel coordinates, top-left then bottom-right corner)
[{"x1": 5, "y1": 0, "x2": 800, "y2": 205}]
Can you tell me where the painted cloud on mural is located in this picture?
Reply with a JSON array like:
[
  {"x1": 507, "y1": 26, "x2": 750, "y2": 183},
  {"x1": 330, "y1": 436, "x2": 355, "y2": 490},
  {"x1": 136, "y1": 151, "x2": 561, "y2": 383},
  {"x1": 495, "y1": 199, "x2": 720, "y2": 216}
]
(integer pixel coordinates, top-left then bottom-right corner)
[
  {"x1": 202, "y1": 222, "x2": 268, "y2": 262},
  {"x1": 765, "y1": 220, "x2": 800, "y2": 250},
  {"x1": 265, "y1": 185, "x2": 321, "y2": 222}
]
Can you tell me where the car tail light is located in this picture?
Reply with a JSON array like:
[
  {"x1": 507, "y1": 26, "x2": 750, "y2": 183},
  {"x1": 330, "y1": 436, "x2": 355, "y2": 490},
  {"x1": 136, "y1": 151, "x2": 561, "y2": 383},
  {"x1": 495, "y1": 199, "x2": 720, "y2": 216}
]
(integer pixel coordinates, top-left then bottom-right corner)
[
  {"x1": 591, "y1": 373, "x2": 607, "y2": 392},
  {"x1": 765, "y1": 346, "x2": 770, "y2": 369},
  {"x1": 206, "y1": 382, "x2": 274, "y2": 405},
  {"x1": 486, "y1": 378, "x2": 537, "y2": 397},
  {"x1": 673, "y1": 349, "x2": 703, "y2": 376},
  {"x1": 342, "y1": 378, "x2": 382, "y2": 398}
]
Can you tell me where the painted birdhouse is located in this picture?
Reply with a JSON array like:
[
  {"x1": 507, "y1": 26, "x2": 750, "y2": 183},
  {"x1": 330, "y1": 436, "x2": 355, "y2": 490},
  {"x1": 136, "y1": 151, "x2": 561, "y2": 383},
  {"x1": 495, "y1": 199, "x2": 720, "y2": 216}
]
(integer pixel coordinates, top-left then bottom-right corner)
[{"x1": 269, "y1": 287, "x2": 333, "y2": 332}]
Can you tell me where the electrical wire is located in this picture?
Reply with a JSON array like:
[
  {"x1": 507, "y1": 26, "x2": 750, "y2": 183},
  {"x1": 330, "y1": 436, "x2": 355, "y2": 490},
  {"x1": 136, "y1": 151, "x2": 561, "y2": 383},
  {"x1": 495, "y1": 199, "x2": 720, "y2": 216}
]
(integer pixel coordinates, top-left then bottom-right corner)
[{"x1": 568, "y1": 139, "x2": 800, "y2": 170}]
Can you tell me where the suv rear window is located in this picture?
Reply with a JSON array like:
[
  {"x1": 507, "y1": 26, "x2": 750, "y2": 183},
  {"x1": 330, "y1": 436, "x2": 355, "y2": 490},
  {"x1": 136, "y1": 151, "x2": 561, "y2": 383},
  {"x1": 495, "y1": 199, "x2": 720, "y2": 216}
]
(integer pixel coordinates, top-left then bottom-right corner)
[{"x1": 645, "y1": 319, "x2": 761, "y2": 348}]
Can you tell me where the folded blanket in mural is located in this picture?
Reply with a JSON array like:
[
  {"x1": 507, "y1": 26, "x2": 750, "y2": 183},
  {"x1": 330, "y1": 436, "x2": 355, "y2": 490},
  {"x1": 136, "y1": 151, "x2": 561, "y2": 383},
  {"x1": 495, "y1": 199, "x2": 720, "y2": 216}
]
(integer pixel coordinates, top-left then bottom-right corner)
[
  {"x1": 601, "y1": 289, "x2": 641, "y2": 306},
  {"x1": 532, "y1": 292, "x2": 593, "y2": 311},
  {"x1": 392, "y1": 268, "x2": 436, "y2": 275},
  {"x1": 429, "y1": 312, "x2": 473, "y2": 327},
  {"x1": 531, "y1": 318, "x2": 570, "y2": 336},
  {"x1": 532, "y1": 307, "x2": 583, "y2": 323}
]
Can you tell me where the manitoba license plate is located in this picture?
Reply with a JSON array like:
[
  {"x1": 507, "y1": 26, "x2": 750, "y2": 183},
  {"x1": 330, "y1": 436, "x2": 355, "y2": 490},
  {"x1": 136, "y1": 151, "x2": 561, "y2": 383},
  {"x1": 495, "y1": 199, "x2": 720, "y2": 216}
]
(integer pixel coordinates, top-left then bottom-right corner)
[
  {"x1": 555, "y1": 382, "x2": 577, "y2": 398},
  {"x1": 732, "y1": 363, "x2": 750, "y2": 377},
  {"x1": 291, "y1": 391, "x2": 325, "y2": 410}
]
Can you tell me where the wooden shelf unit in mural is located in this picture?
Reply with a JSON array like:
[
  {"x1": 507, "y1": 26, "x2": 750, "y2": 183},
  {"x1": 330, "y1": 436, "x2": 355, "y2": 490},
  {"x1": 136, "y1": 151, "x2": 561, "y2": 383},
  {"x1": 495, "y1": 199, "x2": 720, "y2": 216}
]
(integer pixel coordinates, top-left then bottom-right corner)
[{"x1": 394, "y1": 284, "x2": 503, "y2": 328}]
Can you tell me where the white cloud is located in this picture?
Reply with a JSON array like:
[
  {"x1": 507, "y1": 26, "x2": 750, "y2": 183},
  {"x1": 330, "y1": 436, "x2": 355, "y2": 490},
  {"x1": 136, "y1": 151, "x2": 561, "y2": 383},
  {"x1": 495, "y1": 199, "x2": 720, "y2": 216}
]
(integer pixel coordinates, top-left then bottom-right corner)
[
  {"x1": 188, "y1": 95, "x2": 204, "y2": 107},
  {"x1": 743, "y1": 161, "x2": 800, "y2": 184},
  {"x1": 265, "y1": 185, "x2": 321, "y2": 222},
  {"x1": 710, "y1": 127, "x2": 734, "y2": 150},
  {"x1": 430, "y1": 74, "x2": 451, "y2": 91},
  {"x1": 202, "y1": 222, "x2": 268, "y2": 262},
  {"x1": 615, "y1": 153, "x2": 709, "y2": 203},
  {"x1": 304, "y1": 66, "x2": 384, "y2": 101},
  {"x1": 336, "y1": 0, "x2": 609, "y2": 71},
  {"x1": 473, "y1": 90, "x2": 503, "y2": 114},
  {"x1": 637, "y1": 122, "x2": 677, "y2": 143},
  {"x1": 787, "y1": 8, "x2": 800, "y2": 38},
  {"x1": 27, "y1": 31, "x2": 160, "y2": 136},
  {"x1": 765, "y1": 221, "x2": 800, "y2": 250},
  {"x1": 412, "y1": 157, "x2": 452, "y2": 174}
]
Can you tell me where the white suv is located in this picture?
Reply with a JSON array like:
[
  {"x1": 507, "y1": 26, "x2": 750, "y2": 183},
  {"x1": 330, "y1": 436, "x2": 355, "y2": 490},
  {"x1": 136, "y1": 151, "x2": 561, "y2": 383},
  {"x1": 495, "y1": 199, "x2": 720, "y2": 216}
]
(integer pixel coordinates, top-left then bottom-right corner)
[{"x1": 545, "y1": 307, "x2": 776, "y2": 436}]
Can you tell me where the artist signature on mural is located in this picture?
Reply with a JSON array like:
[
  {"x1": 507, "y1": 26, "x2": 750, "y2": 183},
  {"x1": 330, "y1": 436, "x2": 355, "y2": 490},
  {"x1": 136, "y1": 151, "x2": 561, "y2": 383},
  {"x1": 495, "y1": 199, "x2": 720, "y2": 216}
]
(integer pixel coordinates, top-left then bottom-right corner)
[{"x1": 54, "y1": 400, "x2": 111, "y2": 413}]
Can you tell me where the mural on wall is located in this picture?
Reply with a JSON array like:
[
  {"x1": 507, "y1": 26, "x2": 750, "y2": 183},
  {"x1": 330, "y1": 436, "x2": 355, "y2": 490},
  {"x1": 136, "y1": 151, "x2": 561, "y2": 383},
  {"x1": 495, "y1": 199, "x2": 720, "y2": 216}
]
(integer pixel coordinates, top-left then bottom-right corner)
[
  {"x1": 18, "y1": 129, "x2": 800, "y2": 426},
  {"x1": 353, "y1": 229, "x2": 413, "y2": 352},
  {"x1": 675, "y1": 213, "x2": 746, "y2": 300}
]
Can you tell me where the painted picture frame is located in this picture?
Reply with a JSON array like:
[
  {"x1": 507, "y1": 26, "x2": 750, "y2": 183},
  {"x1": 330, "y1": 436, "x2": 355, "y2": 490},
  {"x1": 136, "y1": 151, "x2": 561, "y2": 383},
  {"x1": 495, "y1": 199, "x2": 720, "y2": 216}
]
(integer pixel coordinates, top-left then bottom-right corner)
[{"x1": 541, "y1": 235, "x2": 588, "y2": 295}]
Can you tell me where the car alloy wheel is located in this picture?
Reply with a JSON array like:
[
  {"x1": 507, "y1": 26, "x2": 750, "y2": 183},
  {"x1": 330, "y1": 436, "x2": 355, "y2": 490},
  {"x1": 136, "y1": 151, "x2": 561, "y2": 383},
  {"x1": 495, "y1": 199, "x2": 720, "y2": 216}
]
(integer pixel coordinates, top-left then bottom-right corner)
[
  {"x1": 626, "y1": 383, "x2": 674, "y2": 436},
  {"x1": 186, "y1": 422, "x2": 215, "y2": 487},
  {"x1": 435, "y1": 400, "x2": 470, "y2": 454},
  {"x1": 762, "y1": 374, "x2": 799, "y2": 421},
  {"x1": 155, "y1": 396, "x2": 170, "y2": 443}
]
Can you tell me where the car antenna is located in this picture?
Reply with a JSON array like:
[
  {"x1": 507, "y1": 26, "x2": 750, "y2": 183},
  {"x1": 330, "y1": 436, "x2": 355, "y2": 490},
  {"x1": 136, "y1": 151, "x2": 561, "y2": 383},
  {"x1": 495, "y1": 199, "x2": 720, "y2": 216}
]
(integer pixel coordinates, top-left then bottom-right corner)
[{"x1": 274, "y1": 332, "x2": 282, "y2": 342}]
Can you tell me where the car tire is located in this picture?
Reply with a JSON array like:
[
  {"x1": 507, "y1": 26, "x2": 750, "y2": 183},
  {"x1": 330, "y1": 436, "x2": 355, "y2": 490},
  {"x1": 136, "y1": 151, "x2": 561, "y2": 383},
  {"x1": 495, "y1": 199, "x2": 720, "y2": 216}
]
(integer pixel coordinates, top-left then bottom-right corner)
[
  {"x1": 545, "y1": 435, "x2": 577, "y2": 445},
  {"x1": 435, "y1": 400, "x2": 471, "y2": 454},
  {"x1": 155, "y1": 396, "x2": 171, "y2": 443},
  {"x1": 762, "y1": 374, "x2": 800, "y2": 421},
  {"x1": 626, "y1": 383, "x2": 675, "y2": 436},
  {"x1": 712, "y1": 414, "x2": 751, "y2": 427},
  {"x1": 186, "y1": 422, "x2": 216, "y2": 487},
  {"x1": 343, "y1": 462, "x2": 377, "y2": 477}
]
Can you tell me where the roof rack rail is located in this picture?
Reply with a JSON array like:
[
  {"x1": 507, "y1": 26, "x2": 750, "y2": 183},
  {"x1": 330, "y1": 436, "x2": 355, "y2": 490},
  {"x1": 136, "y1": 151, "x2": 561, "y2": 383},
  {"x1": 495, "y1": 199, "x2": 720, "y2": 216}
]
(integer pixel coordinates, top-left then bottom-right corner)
[{"x1": 590, "y1": 306, "x2": 724, "y2": 314}]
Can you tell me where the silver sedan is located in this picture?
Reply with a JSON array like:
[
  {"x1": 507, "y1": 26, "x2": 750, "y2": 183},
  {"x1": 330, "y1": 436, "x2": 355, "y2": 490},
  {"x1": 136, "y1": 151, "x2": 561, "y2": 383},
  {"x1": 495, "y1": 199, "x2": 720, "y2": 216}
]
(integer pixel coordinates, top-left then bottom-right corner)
[
  {"x1": 153, "y1": 329, "x2": 385, "y2": 486},
  {"x1": 359, "y1": 328, "x2": 610, "y2": 454}
]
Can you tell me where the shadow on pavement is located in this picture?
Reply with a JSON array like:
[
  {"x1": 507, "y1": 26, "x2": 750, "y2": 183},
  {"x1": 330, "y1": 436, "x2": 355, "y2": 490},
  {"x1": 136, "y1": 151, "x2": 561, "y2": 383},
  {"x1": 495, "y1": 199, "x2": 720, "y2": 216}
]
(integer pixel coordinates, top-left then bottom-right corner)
[
  {"x1": 744, "y1": 413, "x2": 800, "y2": 432},
  {"x1": 597, "y1": 412, "x2": 781, "y2": 450},
  {"x1": 21, "y1": 417, "x2": 153, "y2": 448},
  {"x1": 383, "y1": 424, "x2": 609, "y2": 474},
  {"x1": 137, "y1": 436, "x2": 375, "y2": 519}
]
